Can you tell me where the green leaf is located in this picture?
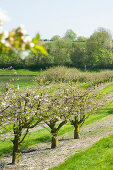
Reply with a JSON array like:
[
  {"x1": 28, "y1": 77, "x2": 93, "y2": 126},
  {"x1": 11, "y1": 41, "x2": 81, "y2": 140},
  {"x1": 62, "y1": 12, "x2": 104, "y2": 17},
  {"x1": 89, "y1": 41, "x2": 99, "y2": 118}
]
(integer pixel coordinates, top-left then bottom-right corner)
[
  {"x1": 32, "y1": 34, "x2": 40, "y2": 44},
  {"x1": 31, "y1": 48, "x2": 37, "y2": 54},
  {"x1": 34, "y1": 45, "x2": 48, "y2": 55}
]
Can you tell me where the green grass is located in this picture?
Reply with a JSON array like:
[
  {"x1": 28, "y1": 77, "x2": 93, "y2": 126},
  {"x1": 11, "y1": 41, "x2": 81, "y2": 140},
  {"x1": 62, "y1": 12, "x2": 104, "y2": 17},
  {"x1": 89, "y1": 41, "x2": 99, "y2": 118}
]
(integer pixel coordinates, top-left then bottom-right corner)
[
  {"x1": 80, "y1": 83, "x2": 92, "y2": 89},
  {"x1": 52, "y1": 134, "x2": 113, "y2": 170},
  {"x1": 100, "y1": 83, "x2": 113, "y2": 94},
  {"x1": 0, "y1": 69, "x2": 44, "y2": 75},
  {"x1": 0, "y1": 100, "x2": 113, "y2": 157},
  {"x1": 85, "y1": 101, "x2": 113, "y2": 125},
  {"x1": 0, "y1": 138, "x2": 13, "y2": 157},
  {"x1": 0, "y1": 76, "x2": 38, "y2": 92}
]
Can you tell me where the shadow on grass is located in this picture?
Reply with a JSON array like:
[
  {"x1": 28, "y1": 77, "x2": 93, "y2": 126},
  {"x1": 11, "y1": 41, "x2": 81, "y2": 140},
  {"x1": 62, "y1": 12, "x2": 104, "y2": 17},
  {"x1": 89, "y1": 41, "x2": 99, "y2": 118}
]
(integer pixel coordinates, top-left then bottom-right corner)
[
  {"x1": 107, "y1": 108, "x2": 113, "y2": 114},
  {"x1": 22, "y1": 135, "x2": 51, "y2": 149},
  {"x1": 97, "y1": 107, "x2": 113, "y2": 115},
  {"x1": 22, "y1": 146, "x2": 52, "y2": 154},
  {"x1": 59, "y1": 137, "x2": 74, "y2": 141},
  {"x1": 0, "y1": 147, "x2": 12, "y2": 157},
  {"x1": 0, "y1": 136, "x2": 51, "y2": 157}
]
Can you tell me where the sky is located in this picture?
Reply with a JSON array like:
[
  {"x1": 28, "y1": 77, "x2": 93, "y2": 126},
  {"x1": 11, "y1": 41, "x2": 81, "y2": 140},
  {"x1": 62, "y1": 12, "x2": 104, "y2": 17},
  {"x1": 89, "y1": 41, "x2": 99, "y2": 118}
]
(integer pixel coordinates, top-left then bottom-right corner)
[{"x1": 0, "y1": 0, "x2": 113, "y2": 39}]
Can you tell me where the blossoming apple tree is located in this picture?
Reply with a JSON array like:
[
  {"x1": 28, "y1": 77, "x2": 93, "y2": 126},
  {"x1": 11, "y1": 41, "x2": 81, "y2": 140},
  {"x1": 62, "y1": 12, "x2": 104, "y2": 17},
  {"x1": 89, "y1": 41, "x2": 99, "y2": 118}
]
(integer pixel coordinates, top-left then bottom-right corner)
[{"x1": 0, "y1": 88, "x2": 46, "y2": 164}]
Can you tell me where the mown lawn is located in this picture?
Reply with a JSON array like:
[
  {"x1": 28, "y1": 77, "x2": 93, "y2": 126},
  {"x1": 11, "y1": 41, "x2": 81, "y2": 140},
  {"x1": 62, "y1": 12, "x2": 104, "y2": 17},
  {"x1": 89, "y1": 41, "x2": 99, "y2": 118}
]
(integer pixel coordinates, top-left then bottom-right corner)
[{"x1": 0, "y1": 69, "x2": 44, "y2": 75}]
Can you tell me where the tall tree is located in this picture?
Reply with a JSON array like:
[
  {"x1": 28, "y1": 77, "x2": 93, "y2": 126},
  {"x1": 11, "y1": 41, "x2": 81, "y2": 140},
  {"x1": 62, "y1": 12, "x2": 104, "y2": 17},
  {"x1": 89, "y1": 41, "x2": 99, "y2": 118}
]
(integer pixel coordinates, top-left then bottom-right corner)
[
  {"x1": 64, "y1": 29, "x2": 77, "y2": 41},
  {"x1": 86, "y1": 27, "x2": 113, "y2": 68},
  {"x1": 76, "y1": 36, "x2": 87, "y2": 42},
  {"x1": 51, "y1": 35, "x2": 60, "y2": 41}
]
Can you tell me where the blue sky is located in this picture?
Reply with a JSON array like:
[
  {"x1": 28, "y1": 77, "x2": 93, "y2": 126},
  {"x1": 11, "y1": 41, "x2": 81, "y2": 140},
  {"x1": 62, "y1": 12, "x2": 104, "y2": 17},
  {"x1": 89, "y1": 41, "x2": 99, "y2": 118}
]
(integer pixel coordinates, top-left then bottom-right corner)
[{"x1": 0, "y1": 0, "x2": 113, "y2": 39}]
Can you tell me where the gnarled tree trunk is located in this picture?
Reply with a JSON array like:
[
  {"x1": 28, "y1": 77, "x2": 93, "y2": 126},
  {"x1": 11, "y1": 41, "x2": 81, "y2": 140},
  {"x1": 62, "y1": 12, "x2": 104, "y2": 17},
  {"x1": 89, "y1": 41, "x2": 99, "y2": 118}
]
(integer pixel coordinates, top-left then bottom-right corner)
[
  {"x1": 51, "y1": 132, "x2": 58, "y2": 148},
  {"x1": 12, "y1": 133, "x2": 22, "y2": 164},
  {"x1": 70, "y1": 118, "x2": 80, "y2": 139},
  {"x1": 46, "y1": 119, "x2": 67, "y2": 149},
  {"x1": 74, "y1": 124, "x2": 80, "y2": 139},
  {"x1": 12, "y1": 125, "x2": 22, "y2": 164}
]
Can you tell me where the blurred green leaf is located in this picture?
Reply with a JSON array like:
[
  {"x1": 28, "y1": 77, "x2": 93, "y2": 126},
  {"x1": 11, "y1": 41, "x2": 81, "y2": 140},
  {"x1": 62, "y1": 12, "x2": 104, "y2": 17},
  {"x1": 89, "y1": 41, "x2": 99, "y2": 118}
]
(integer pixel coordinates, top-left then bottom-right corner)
[
  {"x1": 32, "y1": 33, "x2": 40, "y2": 44},
  {"x1": 34, "y1": 45, "x2": 48, "y2": 55}
]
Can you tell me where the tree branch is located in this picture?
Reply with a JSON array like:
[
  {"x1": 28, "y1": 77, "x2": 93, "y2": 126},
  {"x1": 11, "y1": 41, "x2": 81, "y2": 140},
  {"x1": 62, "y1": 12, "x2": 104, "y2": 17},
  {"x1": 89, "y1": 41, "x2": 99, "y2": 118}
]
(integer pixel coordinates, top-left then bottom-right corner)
[
  {"x1": 19, "y1": 128, "x2": 29, "y2": 144},
  {"x1": 57, "y1": 120, "x2": 67, "y2": 132},
  {"x1": 29, "y1": 118, "x2": 42, "y2": 128}
]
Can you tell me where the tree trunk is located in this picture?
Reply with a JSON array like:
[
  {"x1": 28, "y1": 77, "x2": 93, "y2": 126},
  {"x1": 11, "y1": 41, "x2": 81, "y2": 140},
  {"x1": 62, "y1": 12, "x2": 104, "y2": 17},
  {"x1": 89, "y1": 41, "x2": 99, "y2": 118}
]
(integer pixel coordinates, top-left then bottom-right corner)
[
  {"x1": 51, "y1": 133, "x2": 58, "y2": 148},
  {"x1": 12, "y1": 141, "x2": 21, "y2": 164},
  {"x1": 74, "y1": 124, "x2": 80, "y2": 139},
  {"x1": 12, "y1": 128, "x2": 22, "y2": 164}
]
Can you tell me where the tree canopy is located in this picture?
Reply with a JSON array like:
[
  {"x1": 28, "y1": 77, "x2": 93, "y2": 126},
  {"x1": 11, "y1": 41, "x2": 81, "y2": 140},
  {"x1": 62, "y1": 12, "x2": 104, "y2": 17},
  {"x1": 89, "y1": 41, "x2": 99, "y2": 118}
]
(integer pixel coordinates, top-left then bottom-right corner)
[
  {"x1": 86, "y1": 28, "x2": 112, "y2": 53},
  {"x1": 50, "y1": 35, "x2": 60, "y2": 41},
  {"x1": 64, "y1": 29, "x2": 77, "y2": 41}
]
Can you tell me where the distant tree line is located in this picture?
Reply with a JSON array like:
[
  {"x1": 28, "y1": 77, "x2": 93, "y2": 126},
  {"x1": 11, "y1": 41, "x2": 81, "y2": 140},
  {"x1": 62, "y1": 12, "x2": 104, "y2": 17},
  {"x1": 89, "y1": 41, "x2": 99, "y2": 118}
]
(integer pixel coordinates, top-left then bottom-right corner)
[{"x1": 1, "y1": 27, "x2": 113, "y2": 69}]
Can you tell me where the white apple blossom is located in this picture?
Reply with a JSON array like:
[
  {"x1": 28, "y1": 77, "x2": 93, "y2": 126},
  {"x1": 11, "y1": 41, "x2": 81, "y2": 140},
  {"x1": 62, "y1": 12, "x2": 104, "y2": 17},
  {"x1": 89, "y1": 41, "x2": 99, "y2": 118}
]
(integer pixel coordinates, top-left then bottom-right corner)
[
  {"x1": 1, "y1": 100, "x2": 6, "y2": 107},
  {"x1": 1, "y1": 39, "x2": 5, "y2": 44},
  {"x1": 5, "y1": 41, "x2": 10, "y2": 47},
  {"x1": 3, "y1": 31, "x2": 8, "y2": 38},
  {"x1": 34, "y1": 95, "x2": 40, "y2": 99},
  {"x1": 10, "y1": 37, "x2": 14, "y2": 41},
  {"x1": 30, "y1": 42, "x2": 34, "y2": 48},
  {"x1": 19, "y1": 50, "x2": 30, "y2": 60},
  {"x1": 0, "y1": 8, "x2": 11, "y2": 23},
  {"x1": 22, "y1": 35, "x2": 32, "y2": 42},
  {"x1": 21, "y1": 29, "x2": 27, "y2": 35},
  {"x1": 64, "y1": 107, "x2": 68, "y2": 111}
]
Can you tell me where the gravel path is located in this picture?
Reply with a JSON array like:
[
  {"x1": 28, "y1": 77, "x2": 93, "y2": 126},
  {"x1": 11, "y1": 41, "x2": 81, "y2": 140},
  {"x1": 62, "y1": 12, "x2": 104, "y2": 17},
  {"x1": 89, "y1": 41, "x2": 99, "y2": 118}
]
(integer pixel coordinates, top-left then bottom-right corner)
[{"x1": 1, "y1": 114, "x2": 113, "y2": 170}]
